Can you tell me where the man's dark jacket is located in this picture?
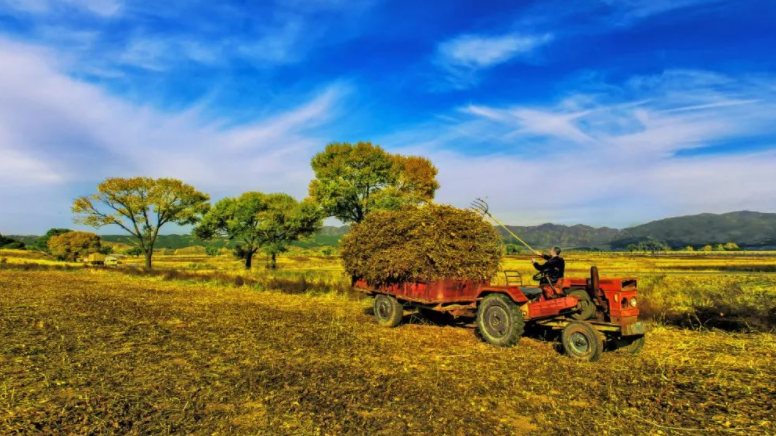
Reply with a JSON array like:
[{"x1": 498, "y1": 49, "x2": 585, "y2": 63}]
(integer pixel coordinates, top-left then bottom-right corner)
[{"x1": 533, "y1": 254, "x2": 565, "y2": 282}]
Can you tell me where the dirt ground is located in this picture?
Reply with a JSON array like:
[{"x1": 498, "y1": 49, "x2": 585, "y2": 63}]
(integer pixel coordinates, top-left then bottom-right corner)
[{"x1": 1, "y1": 268, "x2": 774, "y2": 435}]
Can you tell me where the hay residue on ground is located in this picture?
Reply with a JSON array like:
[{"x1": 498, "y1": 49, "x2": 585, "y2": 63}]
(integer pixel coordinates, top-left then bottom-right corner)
[{"x1": 1, "y1": 269, "x2": 774, "y2": 435}]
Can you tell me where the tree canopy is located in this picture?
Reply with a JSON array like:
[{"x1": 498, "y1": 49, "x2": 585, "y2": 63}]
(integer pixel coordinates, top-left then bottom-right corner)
[
  {"x1": 194, "y1": 192, "x2": 322, "y2": 269},
  {"x1": 73, "y1": 177, "x2": 209, "y2": 269},
  {"x1": 0, "y1": 233, "x2": 25, "y2": 250},
  {"x1": 48, "y1": 231, "x2": 101, "y2": 261},
  {"x1": 32, "y1": 228, "x2": 72, "y2": 252},
  {"x1": 308, "y1": 142, "x2": 439, "y2": 224}
]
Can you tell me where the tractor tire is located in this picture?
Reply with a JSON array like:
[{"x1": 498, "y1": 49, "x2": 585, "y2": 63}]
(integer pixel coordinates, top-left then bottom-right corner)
[
  {"x1": 568, "y1": 289, "x2": 596, "y2": 320},
  {"x1": 612, "y1": 335, "x2": 645, "y2": 355},
  {"x1": 373, "y1": 294, "x2": 403, "y2": 327},
  {"x1": 561, "y1": 321, "x2": 603, "y2": 362},
  {"x1": 476, "y1": 294, "x2": 524, "y2": 347}
]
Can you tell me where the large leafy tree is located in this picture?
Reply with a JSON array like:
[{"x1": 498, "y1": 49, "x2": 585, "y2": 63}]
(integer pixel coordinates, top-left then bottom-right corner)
[
  {"x1": 194, "y1": 192, "x2": 323, "y2": 269},
  {"x1": 48, "y1": 231, "x2": 101, "y2": 262},
  {"x1": 32, "y1": 228, "x2": 72, "y2": 252},
  {"x1": 308, "y1": 142, "x2": 439, "y2": 224},
  {"x1": 73, "y1": 177, "x2": 210, "y2": 269}
]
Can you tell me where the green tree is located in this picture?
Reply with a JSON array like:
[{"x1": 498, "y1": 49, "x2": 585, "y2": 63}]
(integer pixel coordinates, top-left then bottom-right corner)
[
  {"x1": 205, "y1": 246, "x2": 220, "y2": 256},
  {"x1": 637, "y1": 238, "x2": 667, "y2": 255},
  {"x1": 684, "y1": 246, "x2": 695, "y2": 252},
  {"x1": 73, "y1": 177, "x2": 210, "y2": 269},
  {"x1": 48, "y1": 231, "x2": 101, "y2": 261},
  {"x1": 700, "y1": 244, "x2": 713, "y2": 252},
  {"x1": 0, "y1": 233, "x2": 25, "y2": 249},
  {"x1": 723, "y1": 242, "x2": 740, "y2": 251},
  {"x1": 124, "y1": 247, "x2": 143, "y2": 256},
  {"x1": 194, "y1": 192, "x2": 323, "y2": 269},
  {"x1": 32, "y1": 228, "x2": 71, "y2": 252},
  {"x1": 713, "y1": 243, "x2": 725, "y2": 251},
  {"x1": 308, "y1": 142, "x2": 439, "y2": 224},
  {"x1": 505, "y1": 244, "x2": 522, "y2": 254}
]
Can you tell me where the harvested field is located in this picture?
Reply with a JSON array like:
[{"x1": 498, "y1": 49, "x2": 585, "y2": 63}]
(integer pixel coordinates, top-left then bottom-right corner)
[{"x1": 2, "y1": 269, "x2": 775, "y2": 435}]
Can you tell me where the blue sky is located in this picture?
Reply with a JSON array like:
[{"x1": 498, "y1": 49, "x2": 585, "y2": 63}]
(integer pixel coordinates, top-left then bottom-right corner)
[{"x1": 1, "y1": 0, "x2": 776, "y2": 234}]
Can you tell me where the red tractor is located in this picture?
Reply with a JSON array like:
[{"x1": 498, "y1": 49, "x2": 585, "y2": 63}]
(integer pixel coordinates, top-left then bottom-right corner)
[{"x1": 354, "y1": 267, "x2": 644, "y2": 362}]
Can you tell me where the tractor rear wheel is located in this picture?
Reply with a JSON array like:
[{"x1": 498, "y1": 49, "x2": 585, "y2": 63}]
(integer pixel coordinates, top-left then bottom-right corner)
[
  {"x1": 612, "y1": 335, "x2": 645, "y2": 355},
  {"x1": 568, "y1": 289, "x2": 596, "y2": 320},
  {"x1": 561, "y1": 321, "x2": 603, "y2": 362},
  {"x1": 373, "y1": 294, "x2": 403, "y2": 327},
  {"x1": 476, "y1": 294, "x2": 524, "y2": 347}
]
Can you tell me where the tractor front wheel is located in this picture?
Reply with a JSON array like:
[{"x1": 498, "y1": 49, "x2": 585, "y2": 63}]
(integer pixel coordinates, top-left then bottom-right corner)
[
  {"x1": 561, "y1": 321, "x2": 603, "y2": 362},
  {"x1": 611, "y1": 335, "x2": 645, "y2": 355},
  {"x1": 373, "y1": 294, "x2": 403, "y2": 327},
  {"x1": 476, "y1": 294, "x2": 524, "y2": 347},
  {"x1": 568, "y1": 289, "x2": 596, "y2": 320}
]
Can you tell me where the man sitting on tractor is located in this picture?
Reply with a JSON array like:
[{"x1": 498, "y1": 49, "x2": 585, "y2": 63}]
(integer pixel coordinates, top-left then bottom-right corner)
[{"x1": 532, "y1": 246, "x2": 565, "y2": 285}]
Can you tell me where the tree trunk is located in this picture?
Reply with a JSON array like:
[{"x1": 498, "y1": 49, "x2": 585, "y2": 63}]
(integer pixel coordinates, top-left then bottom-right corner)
[
  {"x1": 144, "y1": 250, "x2": 153, "y2": 269},
  {"x1": 244, "y1": 251, "x2": 253, "y2": 270},
  {"x1": 269, "y1": 252, "x2": 277, "y2": 269}
]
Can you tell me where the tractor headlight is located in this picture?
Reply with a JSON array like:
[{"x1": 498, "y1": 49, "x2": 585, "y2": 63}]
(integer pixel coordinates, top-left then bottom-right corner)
[{"x1": 630, "y1": 298, "x2": 638, "y2": 308}]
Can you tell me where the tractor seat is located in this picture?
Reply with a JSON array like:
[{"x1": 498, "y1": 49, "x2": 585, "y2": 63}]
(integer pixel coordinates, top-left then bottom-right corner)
[{"x1": 522, "y1": 287, "x2": 543, "y2": 297}]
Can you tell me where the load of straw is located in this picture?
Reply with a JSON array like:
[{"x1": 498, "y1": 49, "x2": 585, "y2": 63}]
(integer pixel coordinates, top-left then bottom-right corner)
[{"x1": 341, "y1": 204, "x2": 502, "y2": 284}]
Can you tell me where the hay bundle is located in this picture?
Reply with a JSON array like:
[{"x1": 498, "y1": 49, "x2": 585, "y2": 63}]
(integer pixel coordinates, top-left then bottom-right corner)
[{"x1": 341, "y1": 204, "x2": 502, "y2": 284}]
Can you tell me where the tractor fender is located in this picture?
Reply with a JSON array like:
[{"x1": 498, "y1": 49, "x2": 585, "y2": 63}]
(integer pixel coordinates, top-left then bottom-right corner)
[{"x1": 475, "y1": 287, "x2": 529, "y2": 305}]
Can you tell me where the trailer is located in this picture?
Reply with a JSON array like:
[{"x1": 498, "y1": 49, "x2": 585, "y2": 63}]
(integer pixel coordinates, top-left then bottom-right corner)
[{"x1": 354, "y1": 267, "x2": 645, "y2": 362}]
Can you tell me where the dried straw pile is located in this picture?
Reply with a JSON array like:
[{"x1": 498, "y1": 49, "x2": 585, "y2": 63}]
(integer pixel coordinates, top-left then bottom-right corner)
[{"x1": 341, "y1": 204, "x2": 502, "y2": 284}]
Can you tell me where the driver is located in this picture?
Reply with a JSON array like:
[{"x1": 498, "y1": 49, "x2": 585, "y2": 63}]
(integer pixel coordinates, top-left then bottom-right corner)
[{"x1": 532, "y1": 246, "x2": 565, "y2": 285}]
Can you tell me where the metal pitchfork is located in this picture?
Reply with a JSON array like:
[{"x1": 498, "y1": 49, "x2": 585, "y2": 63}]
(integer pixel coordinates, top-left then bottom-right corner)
[{"x1": 471, "y1": 198, "x2": 539, "y2": 255}]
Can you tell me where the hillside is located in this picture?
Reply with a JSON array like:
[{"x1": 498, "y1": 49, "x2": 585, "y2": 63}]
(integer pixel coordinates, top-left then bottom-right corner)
[
  {"x1": 499, "y1": 223, "x2": 621, "y2": 250},
  {"x1": 499, "y1": 211, "x2": 776, "y2": 250},
  {"x1": 613, "y1": 211, "x2": 776, "y2": 249}
]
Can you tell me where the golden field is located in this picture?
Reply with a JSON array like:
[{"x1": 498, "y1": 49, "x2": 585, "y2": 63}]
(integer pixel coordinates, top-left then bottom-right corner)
[{"x1": 1, "y1": 249, "x2": 775, "y2": 435}]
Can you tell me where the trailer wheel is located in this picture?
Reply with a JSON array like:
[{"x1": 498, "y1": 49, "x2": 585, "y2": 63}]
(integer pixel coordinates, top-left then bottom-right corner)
[
  {"x1": 373, "y1": 294, "x2": 403, "y2": 327},
  {"x1": 561, "y1": 321, "x2": 602, "y2": 362},
  {"x1": 568, "y1": 289, "x2": 596, "y2": 320},
  {"x1": 476, "y1": 294, "x2": 524, "y2": 347},
  {"x1": 612, "y1": 335, "x2": 645, "y2": 355}
]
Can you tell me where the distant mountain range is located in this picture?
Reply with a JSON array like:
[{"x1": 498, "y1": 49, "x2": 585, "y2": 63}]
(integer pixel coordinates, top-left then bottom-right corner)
[
  {"x1": 322, "y1": 211, "x2": 776, "y2": 250},
  {"x1": 500, "y1": 211, "x2": 776, "y2": 250},
  {"x1": 7, "y1": 211, "x2": 776, "y2": 250}
]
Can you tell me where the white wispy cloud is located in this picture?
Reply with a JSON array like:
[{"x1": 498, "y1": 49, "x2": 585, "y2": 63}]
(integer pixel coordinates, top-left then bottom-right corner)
[
  {"x1": 0, "y1": 39, "x2": 349, "y2": 232},
  {"x1": 601, "y1": 0, "x2": 728, "y2": 22},
  {"x1": 438, "y1": 33, "x2": 552, "y2": 68},
  {"x1": 435, "y1": 32, "x2": 553, "y2": 89},
  {"x1": 429, "y1": 0, "x2": 727, "y2": 90},
  {"x1": 381, "y1": 70, "x2": 776, "y2": 227}
]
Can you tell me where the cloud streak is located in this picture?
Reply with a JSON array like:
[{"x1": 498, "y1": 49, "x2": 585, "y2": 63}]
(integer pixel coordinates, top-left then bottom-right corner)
[
  {"x1": 382, "y1": 70, "x2": 776, "y2": 227},
  {"x1": 435, "y1": 32, "x2": 553, "y2": 89},
  {"x1": 0, "y1": 39, "x2": 349, "y2": 232}
]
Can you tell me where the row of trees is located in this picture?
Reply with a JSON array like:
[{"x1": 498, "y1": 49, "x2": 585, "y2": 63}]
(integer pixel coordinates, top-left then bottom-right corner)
[
  {"x1": 71, "y1": 142, "x2": 439, "y2": 269},
  {"x1": 0, "y1": 233, "x2": 25, "y2": 249},
  {"x1": 626, "y1": 239, "x2": 670, "y2": 254},
  {"x1": 627, "y1": 240, "x2": 741, "y2": 253},
  {"x1": 685, "y1": 242, "x2": 740, "y2": 252}
]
